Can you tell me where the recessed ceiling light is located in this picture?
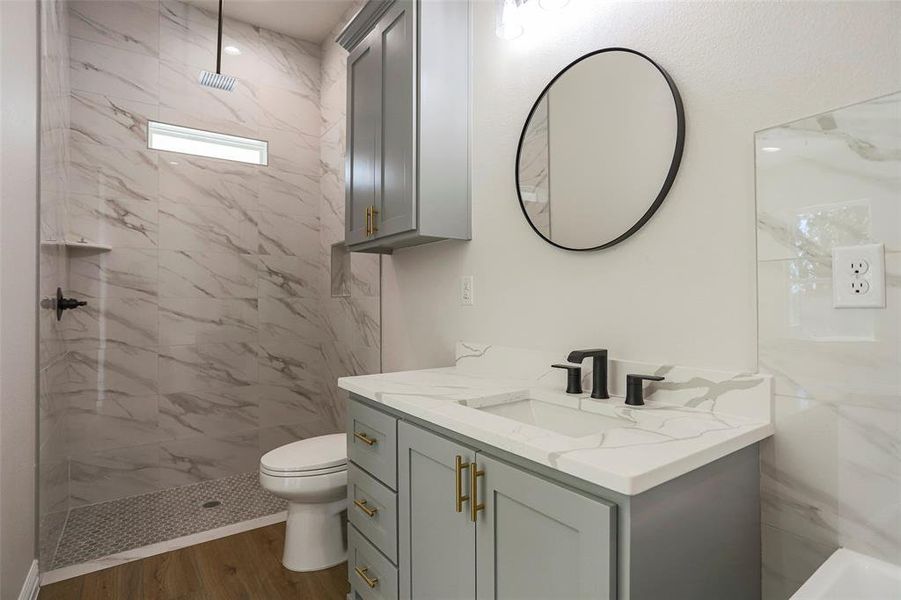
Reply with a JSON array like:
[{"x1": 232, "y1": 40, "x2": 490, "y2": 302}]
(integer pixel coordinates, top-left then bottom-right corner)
[
  {"x1": 223, "y1": 45, "x2": 241, "y2": 56},
  {"x1": 761, "y1": 147, "x2": 781, "y2": 152}
]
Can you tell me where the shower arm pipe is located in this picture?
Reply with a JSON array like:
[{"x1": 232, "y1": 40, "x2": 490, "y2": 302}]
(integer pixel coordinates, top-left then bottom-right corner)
[{"x1": 216, "y1": 0, "x2": 224, "y2": 74}]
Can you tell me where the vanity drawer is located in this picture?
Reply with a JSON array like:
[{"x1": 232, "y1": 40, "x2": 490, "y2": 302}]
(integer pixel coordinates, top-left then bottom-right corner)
[
  {"x1": 349, "y1": 463, "x2": 398, "y2": 564},
  {"x1": 349, "y1": 398, "x2": 398, "y2": 489},
  {"x1": 349, "y1": 524, "x2": 399, "y2": 600}
]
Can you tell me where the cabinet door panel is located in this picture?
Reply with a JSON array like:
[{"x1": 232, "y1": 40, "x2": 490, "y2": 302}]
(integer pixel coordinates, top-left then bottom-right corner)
[
  {"x1": 398, "y1": 421, "x2": 475, "y2": 599},
  {"x1": 346, "y1": 29, "x2": 381, "y2": 245},
  {"x1": 475, "y1": 455, "x2": 616, "y2": 600},
  {"x1": 376, "y1": 0, "x2": 416, "y2": 239}
]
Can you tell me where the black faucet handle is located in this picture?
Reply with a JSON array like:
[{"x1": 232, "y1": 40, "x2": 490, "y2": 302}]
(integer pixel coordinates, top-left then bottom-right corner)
[
  {"x1": 552, "y1": 364, "x2": 583, "y2": 394},
  {"x1": 625, "y1": 374, "x2": 665, "y2": 406}
]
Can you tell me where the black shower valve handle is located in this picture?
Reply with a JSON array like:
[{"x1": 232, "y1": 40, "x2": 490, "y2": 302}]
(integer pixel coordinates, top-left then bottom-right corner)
[{"x1": 53, "y1": 287, "x2": 87, "y2": 321}]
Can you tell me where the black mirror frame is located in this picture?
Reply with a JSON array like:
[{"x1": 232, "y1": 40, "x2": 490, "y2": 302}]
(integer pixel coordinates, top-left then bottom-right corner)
[{"x1": 515, "y1": 47, "x2": 686, "y2": 252}]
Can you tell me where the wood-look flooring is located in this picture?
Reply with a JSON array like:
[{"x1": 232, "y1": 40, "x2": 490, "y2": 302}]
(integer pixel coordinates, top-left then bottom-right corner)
[{"x1": 38, "y1": 523, "x2": 350, "y2": 600}]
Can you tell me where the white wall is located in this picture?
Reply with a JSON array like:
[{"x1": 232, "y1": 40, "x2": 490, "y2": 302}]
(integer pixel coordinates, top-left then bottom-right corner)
[
  {"x1": 0, "y1": 0, "x2": 39, "y2": 594},
  {"x1": 382, "y1": 0, "x2": 901, "y2": 373}
]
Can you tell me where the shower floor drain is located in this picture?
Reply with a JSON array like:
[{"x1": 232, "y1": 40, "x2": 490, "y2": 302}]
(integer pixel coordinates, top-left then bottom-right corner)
[{"x1": 202, "y1": 500, "x2": 222, "y2": 509}]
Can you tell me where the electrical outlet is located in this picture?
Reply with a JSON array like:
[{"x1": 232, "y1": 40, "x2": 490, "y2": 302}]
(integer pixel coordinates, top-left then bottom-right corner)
[
  {"x1": 461, "y1": 275, "x2": 474, "y2": 306},
  {"x1": 832, "y1": 243, "x2": 885, "y2": 309},
  {"x1": 850, "y1": 260, "x2": 869, "y2": 276}
]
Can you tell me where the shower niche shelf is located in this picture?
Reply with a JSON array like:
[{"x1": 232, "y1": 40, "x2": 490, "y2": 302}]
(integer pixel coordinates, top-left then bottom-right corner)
[{"x1": 41, "y1": 239, "x2": 112, "y2": 252}]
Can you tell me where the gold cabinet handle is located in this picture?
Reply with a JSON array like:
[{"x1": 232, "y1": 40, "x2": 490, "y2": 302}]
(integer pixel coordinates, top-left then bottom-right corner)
[
  {"x1": 355, "y1": 566, "x2": 379, "y2": 589},
  {"x1": 454, "y1": 455, "x2": 470, "y2": 513},
  {"x1": 370, "y1": 206, "x2": 378, "y2": 234},
  {"x1": 365, "y1": 206, "x2": 372, "y2": 236},
  {"x1": 470, "y1": 462, "x2": 485, "y2": 522},
  {"x1": 354, "y1": 498, "x2": 378, "y2": 517},
  {"x1": 353, "y1": 431, "x2": 377, "y2": 446}
]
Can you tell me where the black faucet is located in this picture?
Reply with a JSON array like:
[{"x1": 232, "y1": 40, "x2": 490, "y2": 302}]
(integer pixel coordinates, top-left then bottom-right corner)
[
  {"x1": 566, "y1": 349, "x2": 609, "y2": 399},
  {"x1": 625, "y1": 374, "x2": 665, "y2": 406}
]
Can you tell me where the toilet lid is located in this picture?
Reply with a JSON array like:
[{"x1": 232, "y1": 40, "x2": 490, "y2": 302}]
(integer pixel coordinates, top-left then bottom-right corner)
[{"x1": 260, "y1": 433, "x2": 347, "y2": 473}]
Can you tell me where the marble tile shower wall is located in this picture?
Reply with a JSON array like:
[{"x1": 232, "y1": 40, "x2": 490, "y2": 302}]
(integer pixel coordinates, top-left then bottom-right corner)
[
  {"x1": 756, "y1": 92, "x2": 901, "y2": 599},
  {"x1": 318, "y1": 2, "x2": 381, "y2": 428},
  {"x1": 53, "y1": 0, "x2": 377, "y2": 511},
  {"x1": 39, "y1": 0, "x2": 73, "y2": 568}
]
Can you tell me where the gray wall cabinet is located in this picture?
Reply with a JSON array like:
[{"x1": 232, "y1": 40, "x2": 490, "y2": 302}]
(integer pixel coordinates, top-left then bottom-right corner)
[
  {"x1": 339, "y1": 0, "x2": 471, "y2": 253},
  {"x1": 347, "y1": 395, "x2": 761, "y2": 600}
]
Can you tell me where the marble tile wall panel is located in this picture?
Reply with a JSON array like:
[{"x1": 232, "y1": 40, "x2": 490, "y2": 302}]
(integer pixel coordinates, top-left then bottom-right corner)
[
  {"x1": 317, "y1": 2, "x2": 381, "y2": 432},
  {"x1": 158, "y1": 298, "x2": 258, "y2": 345},
  {"x1": 158, "y1": 343, "x2": 259, "y2": 395},
  {"x1": 756, "y1": 92, "x2": 901, "y2": 598},
  {"x1": 69, "y1": 444, "x2": 161, "y2": 507},
  {"x1": 158, "y1": 432, "x2": 259, "y2": 488},
  {"x1": 159, "y1": 386, "x2": 259, "y2": 440},
  {"x1": 66, "y1": 192, "x2": 159, "y2": 249},
  {"x1": 69, "y1": 38, "x2": 158, "y2": 104},
  {"x1": 69, "y1": 0, "x2": 160, "y2": 57},
  {"x1": 159, "y1": 250, "x2": 258, "y2": 299}
]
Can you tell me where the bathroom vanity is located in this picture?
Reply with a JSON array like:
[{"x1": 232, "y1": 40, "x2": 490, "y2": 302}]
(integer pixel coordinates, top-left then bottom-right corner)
[{"x1": 340, "y1": 344, "x2": 773, "y2": 599}]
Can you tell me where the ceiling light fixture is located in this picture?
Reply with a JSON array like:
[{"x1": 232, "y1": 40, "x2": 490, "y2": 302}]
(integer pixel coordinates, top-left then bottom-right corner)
[{"x1": 496, "y1": 0, "x2": 525, "y2": 40}]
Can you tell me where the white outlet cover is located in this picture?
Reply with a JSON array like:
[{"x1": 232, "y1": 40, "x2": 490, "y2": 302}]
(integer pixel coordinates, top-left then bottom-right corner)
[{"x1": 832, "y1": 243, "x2": 885, "y2": 309}]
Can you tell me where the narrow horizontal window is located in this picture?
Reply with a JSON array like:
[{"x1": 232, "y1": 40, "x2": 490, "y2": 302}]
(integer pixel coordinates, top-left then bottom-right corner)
[{"x1": 147, "y1": 121, "x2": 268, "y2": 165}]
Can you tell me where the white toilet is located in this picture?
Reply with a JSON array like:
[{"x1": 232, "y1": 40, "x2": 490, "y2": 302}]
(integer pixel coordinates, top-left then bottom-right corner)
[{"x1": 259, "y1": 433, "x2": 348, "y2": 572}]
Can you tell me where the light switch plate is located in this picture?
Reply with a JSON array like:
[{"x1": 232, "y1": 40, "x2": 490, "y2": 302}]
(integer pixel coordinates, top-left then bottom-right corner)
[
  {"x1": 461, "y1": 275, "x2": 474, "y2": 306},
  {"x1": 832, "y1": 243, "x2": 885, "y2": 309}
]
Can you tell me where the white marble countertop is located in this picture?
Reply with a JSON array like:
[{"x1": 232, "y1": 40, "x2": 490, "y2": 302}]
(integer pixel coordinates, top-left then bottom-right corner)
[{"x1": 339, "y1": 343, "x2": 774, "y2": 495}]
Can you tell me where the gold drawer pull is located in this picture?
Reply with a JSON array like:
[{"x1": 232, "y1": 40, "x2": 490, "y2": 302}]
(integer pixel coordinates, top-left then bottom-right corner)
[
  {"x1": 454, "y1": 455, "x2": 469, "y2": 513},
  {"x1": 355, "y1": 566, "x2": 379, "y2": 589},
  {"x1": 354, "y1": 431, "x2": 377, "y2": 446},
  {"x1": 370, "y1": 206, "x2": 378, "y2": 234},
  {"x1": 354, "y1": 498, "x2": 378, "y2": 517},
  {"x1": 365, "y1": 206, "x2": 372, "y2": 236},
  {"x1": 470, "y1": 462, "x2": 485, "y2": 522}
]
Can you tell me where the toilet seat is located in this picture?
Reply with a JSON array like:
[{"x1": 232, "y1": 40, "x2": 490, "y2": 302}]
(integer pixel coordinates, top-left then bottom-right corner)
[
  {"x1": 260, "y1": 463, "x2": 347, "y2": 478},
  {"x1": 260, "y1": 432, "x2": 347, "y2": 476}
]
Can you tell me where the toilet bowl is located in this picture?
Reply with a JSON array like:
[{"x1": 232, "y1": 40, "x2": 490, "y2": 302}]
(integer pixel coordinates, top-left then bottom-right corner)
[{"x1": 259, "y1": 433, "x2": 348, "y2": 572}]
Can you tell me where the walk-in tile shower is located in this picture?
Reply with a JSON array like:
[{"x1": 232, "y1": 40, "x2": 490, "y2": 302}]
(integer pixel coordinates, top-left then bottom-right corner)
[{"x1": 38, "y1": 0, "x2": 376, "y2": 573}]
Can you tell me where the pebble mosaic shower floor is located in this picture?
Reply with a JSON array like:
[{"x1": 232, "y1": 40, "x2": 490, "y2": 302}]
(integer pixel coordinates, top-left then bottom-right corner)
[{"x1": 50, "y1": 471, "x2": 286, "y2": 570}]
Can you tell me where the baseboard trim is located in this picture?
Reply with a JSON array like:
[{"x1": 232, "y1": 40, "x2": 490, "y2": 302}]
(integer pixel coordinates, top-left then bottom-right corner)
[
  {"x1": 18, "y1": 560, "x2": 39, "y2": 600},
  {"x1": 40, "y1": 511, "x2": 287, "y2": 586}
]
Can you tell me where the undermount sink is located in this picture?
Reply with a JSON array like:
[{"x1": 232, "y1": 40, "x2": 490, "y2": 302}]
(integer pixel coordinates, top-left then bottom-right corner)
[{"x1": 476, "y1": 397, "x2": 626, "y2": 438}]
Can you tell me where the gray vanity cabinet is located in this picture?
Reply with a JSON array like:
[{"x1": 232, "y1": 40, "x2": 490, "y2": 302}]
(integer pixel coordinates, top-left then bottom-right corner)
[
  {"x1": 398, "y1": 421, "x2": 476, "y2": 599},
  {"x1": 396, "y1": 422, "x2": 614, "y2": 599},
  {"x1": 475, "y1": 454, "x2": 615, "y2": 599},
  {"x1": 339, "y1": 0, "x2": 471, "y2": 253},
  {"x1": 348, "y1": 395, "x2": 762, "y2": 600}
]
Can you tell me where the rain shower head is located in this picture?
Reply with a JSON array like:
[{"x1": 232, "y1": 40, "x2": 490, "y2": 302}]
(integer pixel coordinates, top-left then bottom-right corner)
[
  {"x1": 199, "y1": 0, "x2": 236, "y2": 92},
  {"x1": 198, "y1": 70, "x2": 236, "y2": 92}
]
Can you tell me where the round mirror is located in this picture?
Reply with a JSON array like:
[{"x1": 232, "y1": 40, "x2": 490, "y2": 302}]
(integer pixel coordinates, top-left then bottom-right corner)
[{"x1": 516, "y1": 48, "x2": 685, "y2": 251}]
